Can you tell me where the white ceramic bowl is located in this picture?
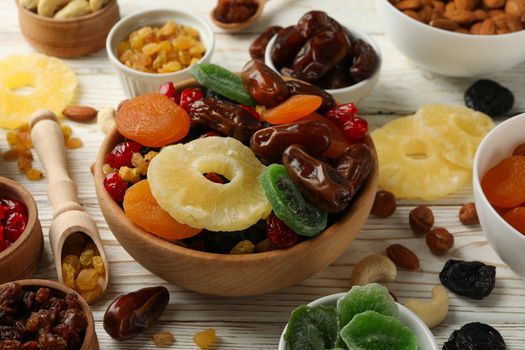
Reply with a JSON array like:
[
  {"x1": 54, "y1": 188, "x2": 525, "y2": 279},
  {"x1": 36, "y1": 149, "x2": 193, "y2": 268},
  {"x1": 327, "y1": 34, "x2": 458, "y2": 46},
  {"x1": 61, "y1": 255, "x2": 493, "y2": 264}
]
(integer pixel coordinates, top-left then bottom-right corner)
[
  {"x1": 106, "y1": 9, "x2": 214, "y2": 98},
  {"x1": 474, "y1": 113, "x2": 525, "y2": 279},
  {"x1": 278, "y1": 292, "x2": 438, "y2": 350},
  {"x1": 264, "y1": 25, "x2": 382, "y2": 104},
  {"x1": 375, "y1": 0, "x2": 525, "y2": 77}
]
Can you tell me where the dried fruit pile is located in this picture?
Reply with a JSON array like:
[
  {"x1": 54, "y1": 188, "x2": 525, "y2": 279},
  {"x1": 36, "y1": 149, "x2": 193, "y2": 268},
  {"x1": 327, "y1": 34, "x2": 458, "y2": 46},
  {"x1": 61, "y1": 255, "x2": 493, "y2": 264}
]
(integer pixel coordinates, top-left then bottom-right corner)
[
  {"x1": 371, "y1": 103, "x2": 494, "y2": 200},
  {"x1": 213, "y1": 0, "x2": 258, "y2": 23},
  {"x1": 481, "y1": 143, "x2": 525, "y2": 235},
  {"x1": 103, "y1": 61, "x2": 372, "y2": 254},
  {"x1": 0, "y1": 197, "x2": 28, "y2": 253},
  {"x1": 0, "y1": 282, "x2": 88, "y2": 349},
  {"x1": 284, "y1": 283, "x2": 417, "y2": 350},
  {"x1": 0, "y1": 54, "x2": 77, "y2": 129}
]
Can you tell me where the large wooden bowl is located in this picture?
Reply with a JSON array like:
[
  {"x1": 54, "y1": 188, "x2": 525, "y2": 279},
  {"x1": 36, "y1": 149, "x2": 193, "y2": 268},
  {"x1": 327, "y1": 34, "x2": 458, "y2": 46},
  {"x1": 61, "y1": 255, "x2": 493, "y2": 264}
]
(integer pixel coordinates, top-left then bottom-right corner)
[
  {"x1": 95, "y1": 80, "x2": 378, "y2": 296},
  {"x1": 1, "y1": 279, "x2": 99, "y2": 349},
  {"x1": 0, "y1": 177, "x2": 43, "y2": 283},
  {"x1": 16, "y1": 0, "x2": 120, "y2": 58}
]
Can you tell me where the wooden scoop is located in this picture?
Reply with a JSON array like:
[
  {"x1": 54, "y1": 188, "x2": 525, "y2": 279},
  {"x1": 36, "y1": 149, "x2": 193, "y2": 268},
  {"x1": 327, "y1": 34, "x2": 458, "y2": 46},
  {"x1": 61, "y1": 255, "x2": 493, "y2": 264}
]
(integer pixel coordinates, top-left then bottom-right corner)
[
  {"x1": 30, "y1": 110, "x2": 109, "y2": 296},
  {"x1": 211, "y1": 0, "x2": 267, "y2": 31}
]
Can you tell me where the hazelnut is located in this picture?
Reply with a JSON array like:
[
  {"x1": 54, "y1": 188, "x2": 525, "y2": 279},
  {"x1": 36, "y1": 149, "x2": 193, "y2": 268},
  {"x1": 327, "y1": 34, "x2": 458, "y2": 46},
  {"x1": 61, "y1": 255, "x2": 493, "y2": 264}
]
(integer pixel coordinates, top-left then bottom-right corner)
[
  {"x1": 371, "y1": 190, "x2": 397, "y2": 218},
  {"x1": 459, "y1": 202, "x2": 479, "y2": 225},
  {"x1": 426, "y1": 227, "x2": 454, "y2": 255},
  {"x1": 409, "y1": 205, "x2": 434, "y2": 234}
]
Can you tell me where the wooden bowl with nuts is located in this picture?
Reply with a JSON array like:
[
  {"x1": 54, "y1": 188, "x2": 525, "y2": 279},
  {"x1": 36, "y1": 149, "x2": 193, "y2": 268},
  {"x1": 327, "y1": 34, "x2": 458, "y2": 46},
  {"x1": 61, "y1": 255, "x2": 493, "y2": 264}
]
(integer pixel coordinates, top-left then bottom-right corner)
[
  {"x1": 16, "y1": 0, "x2": 120, "y2": 58},
  {"x1": 0, "y1": 177, "x2": 44, "y2": 284},
  {"x1": 375, "y1": 0, "x2": 525, "y2": 76}
]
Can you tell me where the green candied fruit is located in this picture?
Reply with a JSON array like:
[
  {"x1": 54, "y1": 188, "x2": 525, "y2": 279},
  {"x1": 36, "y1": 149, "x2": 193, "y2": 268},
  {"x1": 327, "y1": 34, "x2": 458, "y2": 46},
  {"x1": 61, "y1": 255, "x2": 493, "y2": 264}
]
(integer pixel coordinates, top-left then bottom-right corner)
[
  {"x1": 260, "y1": 164, "x2": 327, "y2": 237},
  {"x1": 336, "y1": 283, "x2": 398, "y2": 329},
  {"x1": 190, "y1": 63, "x2": 256, "y2": 106},
  {"x1": 340, "y1": 311, "x2": 417, "y2": 350},
  {"x1": 284, "y1": 305, "x2": 338, "y2": 350}
]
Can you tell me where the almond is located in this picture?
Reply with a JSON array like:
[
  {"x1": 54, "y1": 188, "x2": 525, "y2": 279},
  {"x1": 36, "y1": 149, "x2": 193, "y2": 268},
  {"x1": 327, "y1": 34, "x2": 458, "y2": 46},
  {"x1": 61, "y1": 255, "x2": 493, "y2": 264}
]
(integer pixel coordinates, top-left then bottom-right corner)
[
  {"x1": 470, "y1": 21, "x2": 483, "y2": 33},
  {"x1": 446, "y1": 1, "x2": 457, "y2": 12},
  {"x1": 454, "y1": 0, "x2": 478, "y2": 11},
  {"x1": 63, "y1": 105, "x2": 97, "y2": 123},
  {"x1": 445, "y1": 9, "x2": 478, "y2": 24},
  {"x1": 430, "y1": 17, "x2": 461, "y2": 30},
  {"x1": 404, "y1": 9, "x2": 424, "y2": 21},
  {"x1": 420, "y1": 5, "x2": 434, "y2": 22},
  {"x1": 386, "y1": 244, "x2": 420, "y2": 270},
  {"x1": 474, "y1": 8, "x2": 489, "y2": 20},
  {"x1": 421, "y1": 0, "x2": 433, "y2": 5},
  {"x1": 483, "y1": 0, "x2": 506, "y2": 8},
  {"x1": 456, "y1": 27, "x2": 470, "y2": 32},
  {"x1": 480, "y1": 18, "x2": 497, "y2": 33},
  {"x1": 432, "y1": 0, "x2": 446, "y2": 12},
  {"x1": 395, "y1": 0, "x2": 422, "y2": 10},
  {"x1": 505, "y1": 0, "x2": 525, "y2": 17}
]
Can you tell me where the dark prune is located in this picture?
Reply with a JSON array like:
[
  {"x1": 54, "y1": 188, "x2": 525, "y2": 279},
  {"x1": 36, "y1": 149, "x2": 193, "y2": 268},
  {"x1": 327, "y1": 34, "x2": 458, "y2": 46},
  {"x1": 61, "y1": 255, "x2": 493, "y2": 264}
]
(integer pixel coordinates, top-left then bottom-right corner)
[
  {"x1": 270, "y1": 26, "x2": 307, "y2": 69},
  {"x1": 249, "y1": 26, "x2": 283, "y2": 60},
  {"x1": 241, "y1": 59, "x2": 289, "y2": 107},
  {"x1": 283, "y1": 145, "x2": 353, "y2": 213},
  {"x1": 464, "y1": 79, "x2": 514, "y2": 117},
  {"x1": 439, "y1": 260, "x2": 496, "y2": 300},
  {"x1": 296, "y1": 11, "x2": 342, "y2": 38},
  {"x1": 213, "y1": 0, "x2": 258, "y2": 23},
  {"x1": 188, "y1": 97, "x2": 263, "y2": 144},
  {"x1": 349, "y1": 39, "x2": 379, "y2": 82},
  {"x1": 293, "y1": 31, "x2": 350, "y2": 82},
  {"x1": 285, "y1": 80, "x2": 336, "y2": 113},
  {"x1": 443, "y1": 322, "x2": 506, "y2": 350}
]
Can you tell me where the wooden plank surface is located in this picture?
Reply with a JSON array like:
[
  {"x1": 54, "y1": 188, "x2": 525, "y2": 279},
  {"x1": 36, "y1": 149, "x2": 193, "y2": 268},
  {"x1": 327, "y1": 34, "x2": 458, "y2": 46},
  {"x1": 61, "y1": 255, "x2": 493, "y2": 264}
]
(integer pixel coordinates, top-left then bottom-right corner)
[{"x1": 1, "y1": 0, "x2": 525, "y2": 348}]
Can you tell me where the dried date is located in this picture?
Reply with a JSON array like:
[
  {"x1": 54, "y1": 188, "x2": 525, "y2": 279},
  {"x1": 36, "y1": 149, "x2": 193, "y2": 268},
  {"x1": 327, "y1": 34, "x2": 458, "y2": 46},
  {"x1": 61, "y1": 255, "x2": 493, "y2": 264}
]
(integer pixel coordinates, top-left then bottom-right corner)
[
  {"x1": 241, "y1": 59, "x2": 289, "y2": 107},
  {"x1": 439, "y1": 260, "x2": 496, "y2": 300},
  {"x1": 285, "y1": 80, "x2": 336, "y2": 113},
  {"x1": 350, "y1": 39, "x2": 379, "y2": 82},
  {"x1": 270, "y1": 26, "x2": 307, "y2": 69},
  {"x1": 443, "y1": 322, "x2": 506, "y2": 350},
  {"x1": 335, "y1": 143, "x2": 373, "y2": 194},
  {"x1": 249, "y1": 26, "x2": 283, "y2": 60},
  {"x1": 296, "y1": 10, "x2": 343, "y2": 37}
]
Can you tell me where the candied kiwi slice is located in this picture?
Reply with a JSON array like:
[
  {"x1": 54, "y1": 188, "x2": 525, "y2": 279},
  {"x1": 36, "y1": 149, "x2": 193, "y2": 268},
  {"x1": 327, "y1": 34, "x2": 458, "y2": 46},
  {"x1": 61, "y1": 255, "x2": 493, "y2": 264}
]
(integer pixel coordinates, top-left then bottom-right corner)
[
  {"x1": 260, "y1": 164, "x2": 327, "y2": 236},
  {"x1": 284, "y1": 305, "x2": 338, "y2": 350},
  {"x1": 337, "y1": 283, "x2": 398, "y2": 329},
  {"x1": 340, "y1": 310, "x2": 417, "y2": 350}
]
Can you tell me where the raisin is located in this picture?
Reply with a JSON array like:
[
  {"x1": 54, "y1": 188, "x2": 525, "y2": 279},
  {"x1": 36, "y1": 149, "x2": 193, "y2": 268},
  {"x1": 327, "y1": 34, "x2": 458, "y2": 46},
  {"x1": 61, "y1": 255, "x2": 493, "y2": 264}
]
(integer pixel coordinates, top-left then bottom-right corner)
[
  {"x1": 464, "y1": 79, "x2": 514, "y2": 117},
  {"x1": 443, "y1": 322, "x2": 506, "y2": 350},
  {"x1": 439, "y1": 260, "x2": 496, "y2": 300}
]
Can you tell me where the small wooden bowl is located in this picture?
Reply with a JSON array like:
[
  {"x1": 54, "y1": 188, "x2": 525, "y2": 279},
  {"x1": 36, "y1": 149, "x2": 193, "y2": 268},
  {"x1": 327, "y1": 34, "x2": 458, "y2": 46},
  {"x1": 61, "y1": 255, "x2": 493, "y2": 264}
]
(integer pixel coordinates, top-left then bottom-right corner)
[
  {"x1": 16, "y1": 0, "x2": 120, "y2": 58},
  {"x1": 0, "y1": 177, "x2": 43, "y2": 284},
  {"x1": 95, "y1": 79, "x2": 378, "y2": 296},
  {"x1": 1, "y1": 279, "x2": 99, "y2": 349}
]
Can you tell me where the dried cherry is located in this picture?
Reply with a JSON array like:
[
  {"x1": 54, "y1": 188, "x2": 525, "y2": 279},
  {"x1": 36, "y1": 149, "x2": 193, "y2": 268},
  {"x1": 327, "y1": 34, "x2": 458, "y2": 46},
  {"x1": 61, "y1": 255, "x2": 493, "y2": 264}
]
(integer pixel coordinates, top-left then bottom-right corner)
[
  {"x1": 443, "y1": 322, "x2": 506, "y2": 350},
  {"x1": 439, "y1": 260, "x2": 496, "y2": 300},
  {"x1": 464, "y1": 79, "x2": 514, "y2": 117},
  {"x1": 249, "y1": 26, "x2": 283, "y2": 60},
  {"x1": 105, "y1": 141, "x2": 143, "y2": 169},
  {"x1": 266, "y1": 213, "x2": 300, "y2": 249}
]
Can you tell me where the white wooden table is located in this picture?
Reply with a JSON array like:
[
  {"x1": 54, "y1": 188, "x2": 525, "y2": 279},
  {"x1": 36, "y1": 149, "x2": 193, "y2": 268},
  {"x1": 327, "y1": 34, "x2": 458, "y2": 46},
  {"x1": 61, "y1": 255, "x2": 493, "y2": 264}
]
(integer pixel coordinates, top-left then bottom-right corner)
[{"x1": 1, "y1": 0, "x2": 525, "y2": 348}]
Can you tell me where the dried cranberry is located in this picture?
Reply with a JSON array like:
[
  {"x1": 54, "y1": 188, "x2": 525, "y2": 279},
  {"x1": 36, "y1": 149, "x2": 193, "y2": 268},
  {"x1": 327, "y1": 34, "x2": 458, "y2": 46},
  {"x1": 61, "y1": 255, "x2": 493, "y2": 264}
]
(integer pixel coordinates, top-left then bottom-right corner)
[
  {"x1": 341, "y1": 116, "x2": 368, "y2": 143},
  {"x1": 104, "y1": 173, "x2": 128, "y2": 202},
  {"x1": 159, "y1": 82, "x2": 181, "y2": 104},
  {"x1": 266, "y1": 213, "x2": 299, "y2": 249},
  {"x1": 105, "y1": 141, "x2": 143, "y2": 169},
  {"x1": 179, "y1": 88, "x2": 204, "y2": 112},
  {"x1": 325, "y1": 103, "x2": 359, "y2": 124},
  {"x1": 240, "y1": 105, "x2": 261, "y2": 121},
  {"x1": 4, "y1": 212, "x2": 27, "y2": 243},
  {"x1": 0, "y1": 206, "x2": 5, "y2": 221},
  {"x1": 0, "y1": 198, "x2": 28, "y2": 218},
  {"x1": 205, "y1": 173, "x2": 226, "y2": 184}
]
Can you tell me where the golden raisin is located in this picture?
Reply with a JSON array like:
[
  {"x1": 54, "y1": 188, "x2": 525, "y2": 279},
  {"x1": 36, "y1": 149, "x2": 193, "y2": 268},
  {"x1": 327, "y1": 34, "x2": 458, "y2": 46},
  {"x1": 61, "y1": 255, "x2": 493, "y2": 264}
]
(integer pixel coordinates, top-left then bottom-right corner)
[
  {"x1": 25, "y1": 168, "x2": 44, "y2": 181},
  {"x1": 79, "y1": 284, "x2": 103, "y2": 303},
  {"x1": 153, "y1": 331, "x2": 175, "y2": 347},
  {"x1": 230, "y1": 240, "x2": 255, "y2": 254},
  {"x1": 76, "y1": 269, "x2": 99, "y2": 291},
  {"x1": 66, "y1": 137, "x2": 83, "y2": 149},
  {"x1": 193, "y1": 328, "x2": 216, "y2": 350},
  {"x1": 61, "y1": 124, "x2": 72, "y2": 139},
  {"x1": 63, "y1": 255, "x2": 81, "y2": 275},
  {"x1": 92, "y1": 256, "x2": 105, "y2": 276},
  {"x1": 62, "y1": 263, "x2": 76, "y2": 289},
  {"x1": 79, "y1": 249, "x2": 94, "y2": 267}
]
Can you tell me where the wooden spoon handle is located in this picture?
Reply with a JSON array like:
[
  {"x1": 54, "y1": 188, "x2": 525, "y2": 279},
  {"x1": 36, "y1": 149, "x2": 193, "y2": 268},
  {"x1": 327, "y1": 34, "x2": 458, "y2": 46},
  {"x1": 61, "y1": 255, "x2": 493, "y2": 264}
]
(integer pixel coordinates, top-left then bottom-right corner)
[{"x1": 30, "y1": 110, "x2": 83, "y2": 217}]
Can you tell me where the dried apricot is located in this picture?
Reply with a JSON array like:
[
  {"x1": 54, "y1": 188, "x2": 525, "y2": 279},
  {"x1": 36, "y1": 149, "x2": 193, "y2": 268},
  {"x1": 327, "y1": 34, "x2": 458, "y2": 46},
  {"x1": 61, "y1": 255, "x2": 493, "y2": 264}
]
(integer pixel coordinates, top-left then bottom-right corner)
[
  {"x1": 503, "y1": 207, "x2": 525, "y2": 234},
  {"x1": 123, "y1": 179, "x2": 201, "y2": 241},
  {"x1": 116, "y1": 94, "x2": 190, "y2": 147},
  {"x1": 263, "y1": 95, "x2": 322, "y2": 124},
  {"x1": 481, "y1": 156, "x2": 525, "y2": 208}
]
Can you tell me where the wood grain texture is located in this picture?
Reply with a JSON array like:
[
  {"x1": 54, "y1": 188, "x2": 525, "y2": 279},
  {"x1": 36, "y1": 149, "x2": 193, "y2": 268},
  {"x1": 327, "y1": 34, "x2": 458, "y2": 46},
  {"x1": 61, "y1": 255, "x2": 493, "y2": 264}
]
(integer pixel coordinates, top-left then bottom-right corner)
[{"x1": 1, "y1": 0, "x2": 525, "y2": 348}]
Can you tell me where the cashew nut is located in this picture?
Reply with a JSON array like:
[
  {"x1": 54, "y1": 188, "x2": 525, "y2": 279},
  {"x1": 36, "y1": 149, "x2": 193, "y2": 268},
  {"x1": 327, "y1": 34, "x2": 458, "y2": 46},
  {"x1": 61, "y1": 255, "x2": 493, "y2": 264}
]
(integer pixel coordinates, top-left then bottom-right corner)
[
  {"x1": 37, "y1": 0, "x2": 65, "y2": 17},
  {"x1": 350, "y1": 254, "x2": 397, "y2": 286},
  {"x1": 97, "y1": 106, "x2": 116, "y2": 134},
  {"x1": 404, "y1": 285, "x2": 449, "y2": 328},
  {"x1": 19, "y1": 0, "x2": 40, "y2": 11},
  {"x1": 54, "y1": 0, "x2": 90, "y2": 20}
]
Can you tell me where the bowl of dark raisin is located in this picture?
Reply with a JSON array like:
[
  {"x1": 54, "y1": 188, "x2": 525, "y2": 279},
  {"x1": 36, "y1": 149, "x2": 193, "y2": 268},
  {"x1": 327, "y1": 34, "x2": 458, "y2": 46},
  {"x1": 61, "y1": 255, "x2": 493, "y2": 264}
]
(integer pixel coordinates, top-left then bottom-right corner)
[
  {"x1": 0, "y1": 279, "x2": 98, "y2": 349},
  {"x1": 95, "y1": 61, "x2": 379, "y2": 297},
  {"x1": 0, "y1": 177, "x2": 43, "y2": 284},
  {"x1": 263, "y1": 11, "x2": 381, "y2": 104},
  {"x1": 376, "y1": 0, "x2": 525, "y2": 77}
]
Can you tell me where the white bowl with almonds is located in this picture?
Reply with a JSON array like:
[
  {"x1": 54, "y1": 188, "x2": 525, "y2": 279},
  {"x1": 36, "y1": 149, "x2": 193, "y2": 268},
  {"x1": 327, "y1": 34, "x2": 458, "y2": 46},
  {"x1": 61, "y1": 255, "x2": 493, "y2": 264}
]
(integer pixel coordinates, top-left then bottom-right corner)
[{"x1": 375, "y1": 0, "x2": 525, "y2": 76}]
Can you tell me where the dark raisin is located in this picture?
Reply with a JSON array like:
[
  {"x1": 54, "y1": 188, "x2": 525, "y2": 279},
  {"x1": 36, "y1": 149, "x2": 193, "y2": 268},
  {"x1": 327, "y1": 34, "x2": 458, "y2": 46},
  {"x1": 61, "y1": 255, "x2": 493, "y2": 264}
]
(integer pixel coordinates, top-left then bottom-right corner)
[
  {"x1": 349, "y1": 39, "x2": 378, "y2": 82},
  {"x1": 35, "y1": 288, "x2": 50, "y2": 305},
  {"x1": 0, "y1": 283, "x2": 24, "y2": 306},
  {"x1": 464, "y1": 79, "x2": 514, "y2": 117},
  {"x1": 443, "y1": 322, "x2": 506, "y2": 350},
  {"x1": 22, "y1": 292, "x2": 36, "y2": 311},
  {"x1": 439, "y1": 260, "x2": 496, "y2": 300}
]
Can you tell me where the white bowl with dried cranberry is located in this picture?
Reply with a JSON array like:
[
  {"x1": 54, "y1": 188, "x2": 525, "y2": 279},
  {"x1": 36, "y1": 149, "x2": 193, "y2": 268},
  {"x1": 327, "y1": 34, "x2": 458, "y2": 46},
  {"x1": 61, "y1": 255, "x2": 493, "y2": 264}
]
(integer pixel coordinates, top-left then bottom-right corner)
[
  {"x1": 375, "y1": 0, "x2": 525, "y2": 77},
  {"x1": 264, "y1": 12, "x2": 382, "y2": 104}
]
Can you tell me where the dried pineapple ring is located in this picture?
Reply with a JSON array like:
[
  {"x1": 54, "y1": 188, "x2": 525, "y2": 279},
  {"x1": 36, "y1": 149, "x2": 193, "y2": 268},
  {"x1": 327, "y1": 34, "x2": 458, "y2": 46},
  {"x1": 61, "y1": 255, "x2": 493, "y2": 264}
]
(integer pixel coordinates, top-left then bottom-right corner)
[
  {"x1": 371, "y1": 116, "x2": 470, "y2": 201},
  {"x1": 148, "y1": 136, "x2": 272, "y2": 231},
  {"x1": 0, "y1": 54, "x2": 77, "y2": 129},
  {"x1": 414, "y1": 104, "x2": 494, "y2": 170}
]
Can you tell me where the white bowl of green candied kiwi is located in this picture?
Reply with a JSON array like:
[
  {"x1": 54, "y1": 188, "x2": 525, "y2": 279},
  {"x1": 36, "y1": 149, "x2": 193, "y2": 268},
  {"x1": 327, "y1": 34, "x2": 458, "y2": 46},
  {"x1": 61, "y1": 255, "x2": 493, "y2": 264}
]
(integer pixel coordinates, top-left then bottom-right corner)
[{"x1": 95, "y1": 58, "x2": 379, "y2": 297}]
